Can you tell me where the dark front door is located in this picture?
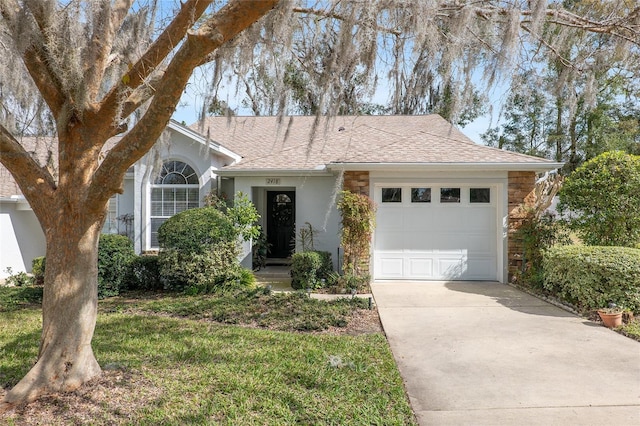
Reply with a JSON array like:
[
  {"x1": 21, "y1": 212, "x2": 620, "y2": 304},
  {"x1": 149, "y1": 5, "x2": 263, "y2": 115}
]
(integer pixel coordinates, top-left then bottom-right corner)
[{"x1": 267, "y1": 191, "x2": 295, "y2": 258}]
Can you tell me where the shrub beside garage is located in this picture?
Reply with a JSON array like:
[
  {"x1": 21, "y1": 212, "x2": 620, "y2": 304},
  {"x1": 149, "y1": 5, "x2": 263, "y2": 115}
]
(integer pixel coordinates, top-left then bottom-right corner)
[{"x1": 543, "y1": 245, "x2": 640, "y2": 313}]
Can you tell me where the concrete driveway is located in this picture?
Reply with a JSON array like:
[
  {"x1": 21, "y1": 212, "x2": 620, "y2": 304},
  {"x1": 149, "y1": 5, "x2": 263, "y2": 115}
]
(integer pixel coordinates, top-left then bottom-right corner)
[{"x1": 371, "y1": 281, "x2": 640, "y2": 425}]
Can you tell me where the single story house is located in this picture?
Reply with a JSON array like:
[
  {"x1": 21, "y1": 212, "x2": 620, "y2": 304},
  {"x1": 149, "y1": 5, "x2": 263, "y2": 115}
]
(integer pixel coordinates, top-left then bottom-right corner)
[{"x1": 0, "y1": 115, "x2": 561, "y2": 282}]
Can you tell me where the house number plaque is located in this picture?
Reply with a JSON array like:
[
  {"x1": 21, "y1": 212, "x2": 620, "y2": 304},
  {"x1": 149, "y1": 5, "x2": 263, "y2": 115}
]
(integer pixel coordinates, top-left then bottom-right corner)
[{"x1": 265, "y1": 178, "x2": 281, "y2": 185}]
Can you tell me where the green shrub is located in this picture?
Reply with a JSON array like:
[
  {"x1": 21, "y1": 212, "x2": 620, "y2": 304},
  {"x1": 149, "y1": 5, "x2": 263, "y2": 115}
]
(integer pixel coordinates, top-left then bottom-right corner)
[
  {"x1": 98, "y1": 234, "x2": 137, "y2": 298},
  {"x1": 184, "y1": 266, "x2": 256, "y2": 295},
  {"x1": 158, "y1": 207, "x2": 243, "y2": 292},
  {"x1": 558, "y1": 151, "x2": 640, "y2": 247},
  {"x1": 3, "y1": 269, "x2": 33, "y2": 287},
  {"x1": 125, "y1": 255, "x2": 162, "y2": 291},
  {"x1": 290, "y1": 251, "x2": 333, "y2": 290},
  {"x1": 316, "y1": 251, "x2": 333, "y2": 279},
  {"x1": 515, "y1": 211, "x2": 570, "y2": 288},
  {"x1": 31, "y1": 257, "x2": 46, "y2": 285},
  {"x1": 543, "y1": 245, "x2": 640, "y2": 313},
  {"x1": 326, "y1": 271, "x2": 370, "y2": 293}
]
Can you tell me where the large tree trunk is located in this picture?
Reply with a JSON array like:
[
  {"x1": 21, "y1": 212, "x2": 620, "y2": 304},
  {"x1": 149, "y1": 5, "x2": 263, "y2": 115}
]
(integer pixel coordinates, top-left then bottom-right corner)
[
  {"x1": 0, "y1": 0, "x2": 279, "y2": 412},
  {"x1": 1, "y1": 216, "x2": 104, "y2": 410}
]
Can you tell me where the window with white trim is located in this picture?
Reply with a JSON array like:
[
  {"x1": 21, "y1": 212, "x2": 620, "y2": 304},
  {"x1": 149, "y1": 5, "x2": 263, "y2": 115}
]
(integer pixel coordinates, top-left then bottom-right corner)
[{"x1": 150, "y1": 160, "x2": 200, "y2": 247}]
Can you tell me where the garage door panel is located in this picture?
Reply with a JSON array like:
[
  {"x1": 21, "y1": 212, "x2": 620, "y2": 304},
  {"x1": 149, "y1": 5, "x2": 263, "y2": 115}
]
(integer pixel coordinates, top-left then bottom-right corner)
[
  {"x1": 374, "y1": 184, "x2": 499, "y2": 281},
  {"x1": 466, "y1": 258, "x2": 496, "y2": 280},
  {"x1": 464, "y1": 234, "x2": 496, "y2": 253},
  {"x1": 403, "y1": 209, "x2": 434, "y2": 230},
  {"x1": 438, "y1": 258, "x2": 466, "y2": 279},
  {"x1": 377, "y1": 257, "x2": 404, "y2": 278},
  {"x1": 407, "y1": 257, "x2": 435, "y2": 278},
  {"x1": 375, "y1": 231, "x2": 406, "y2": 250}
]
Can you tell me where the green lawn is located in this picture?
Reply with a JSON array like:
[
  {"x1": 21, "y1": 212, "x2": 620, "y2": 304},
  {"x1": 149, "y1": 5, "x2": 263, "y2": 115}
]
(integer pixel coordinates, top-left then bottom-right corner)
[{"x1": 0, "y1": 287, "x2": 416, "y2": 425}]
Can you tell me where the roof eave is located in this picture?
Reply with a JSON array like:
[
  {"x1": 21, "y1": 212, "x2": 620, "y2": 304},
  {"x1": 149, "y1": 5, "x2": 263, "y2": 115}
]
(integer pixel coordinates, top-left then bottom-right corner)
[
  {"x1": 168, "y1": 119, "x2": 242, "y2": 162},
  {"x1": 326, "y1": 162, "x2": 563, "y2": 173},
  {"x1": 216, "y1": 167, "x2": 331, "y2": 177},
  {"x1": 0, "y1": 195, "x2": 32, "y2": 210}
]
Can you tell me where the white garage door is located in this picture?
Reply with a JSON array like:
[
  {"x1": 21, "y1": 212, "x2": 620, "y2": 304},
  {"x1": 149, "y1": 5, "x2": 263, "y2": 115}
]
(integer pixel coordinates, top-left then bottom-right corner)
[{"x1": 373, "y1": 185, "x2": 497, "y2": 280}]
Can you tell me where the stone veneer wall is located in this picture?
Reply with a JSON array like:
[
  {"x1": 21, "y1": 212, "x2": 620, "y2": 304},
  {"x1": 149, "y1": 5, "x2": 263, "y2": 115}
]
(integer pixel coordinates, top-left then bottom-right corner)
[
  {"x1": 341, "y1": 171, "x2": 371, "y2": 276},
  {"x1": 507, "y1": 171, "x2": 537, "y2": 280},
  {"x1": 342, "y1": 171, "x2": 370, "y2": 196}
]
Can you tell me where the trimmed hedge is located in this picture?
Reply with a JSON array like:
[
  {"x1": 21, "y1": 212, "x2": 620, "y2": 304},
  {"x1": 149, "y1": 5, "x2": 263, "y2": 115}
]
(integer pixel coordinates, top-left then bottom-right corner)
[
  {"x1": 543, "y1": 245, "x2": 640, "y2": 312},
  {"x1": 290, "y1": 251, "x2": 333, "y2": 290},
  {"x1": 125, "y1": 255, "x2": 163, "y2": 291},
  {"x1": 98, "y1": 234, "x2": 137, "y2": 298},
  {"x1": 157, "y1": 207, "x2": 244, "y2": 292},
  {"x1": 31, "y1": 256, "x2": 46, "y2": 285}
]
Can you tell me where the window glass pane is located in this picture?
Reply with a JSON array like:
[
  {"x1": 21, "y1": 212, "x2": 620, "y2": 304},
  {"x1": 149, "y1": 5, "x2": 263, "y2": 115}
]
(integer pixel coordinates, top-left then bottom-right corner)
[
  {"x1": 154, "y1": 160, "x2": 198, "y2": 185},
  {"x1": 440, "y1": 188, "x2": 461, "y2": 203},
  {"x1": 174, "y1": 188, "x2": 187, "y2": 201},
  {"x1": 175, "y1": 202, "x2": 188, "y2": 213},
  {"x1": 276, "y1": 194, "x2": 292, "y2": 203},
  {"x1": 188, "y1": 188, "x2": 200, "y2": 202},
  {"x1": 411, "y1": 188, "x2": 431, "y2": 203},
  {"x1": 382, "y1": 188, "x2": 402, "y2": 203},
  {"x1": 150, "y1": 161, "x2": 199, "y2": 248},
  {"x1": 163, "y1": 172, "x2": 187, "y2": 185},
  {"x1": 150, "y1": 218, "x2": 165, "y2": 248},
  {"x1": 151, "y1": 188, "x2": 163, "y2": 201},
  {"x1": 470, "y1": 188, "x2": 491, "y2": 203},
  {"x1": 150, "y1": 202, "x2": 163, "y2": 216},
  {"x1": 162, "y1": 201, "x2": 174, "y2": 216},
  {"x1": 102, "y1": 196, "x2": 118, "y2": 234},
  {"x1": 185, "y1": 173, "x2": 199, "y2": 185}
]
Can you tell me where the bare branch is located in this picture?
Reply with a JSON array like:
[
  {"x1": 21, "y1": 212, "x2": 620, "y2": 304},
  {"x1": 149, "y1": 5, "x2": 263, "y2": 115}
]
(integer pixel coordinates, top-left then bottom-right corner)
[
  {"x1": 292, "y1": 6, "x2": 401, "y2": 36},
  {"x1": 84, "y1": 0, "x2": 133, "y2": 103},
  {"x1": 1, "y1": 0, "x2": 66, "y2": 117}
]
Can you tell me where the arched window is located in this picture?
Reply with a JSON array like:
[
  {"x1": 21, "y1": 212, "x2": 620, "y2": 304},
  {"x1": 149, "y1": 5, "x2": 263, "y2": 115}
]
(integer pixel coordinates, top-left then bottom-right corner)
[{"x1": 150, "y1": 160, "x2": 200, "y2": 247}]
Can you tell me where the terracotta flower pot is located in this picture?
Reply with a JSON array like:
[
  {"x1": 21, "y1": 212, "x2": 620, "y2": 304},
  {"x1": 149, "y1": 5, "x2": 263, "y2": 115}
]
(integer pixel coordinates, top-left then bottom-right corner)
[{"x1": 597, "y1": 310, "x2": 623, "y2": 328}]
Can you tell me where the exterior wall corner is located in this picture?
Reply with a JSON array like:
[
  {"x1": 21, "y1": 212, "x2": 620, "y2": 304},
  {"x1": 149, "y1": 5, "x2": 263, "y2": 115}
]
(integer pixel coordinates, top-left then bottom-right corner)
[{"x1": 507, "y1": 171, "x2": 537, "y2": 281}]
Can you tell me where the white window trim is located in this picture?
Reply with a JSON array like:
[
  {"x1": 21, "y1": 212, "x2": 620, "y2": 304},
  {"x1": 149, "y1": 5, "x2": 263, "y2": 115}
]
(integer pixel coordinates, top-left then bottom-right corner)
[{"x1": 146, "y1": 160, "x2": 201, "y2": 250}]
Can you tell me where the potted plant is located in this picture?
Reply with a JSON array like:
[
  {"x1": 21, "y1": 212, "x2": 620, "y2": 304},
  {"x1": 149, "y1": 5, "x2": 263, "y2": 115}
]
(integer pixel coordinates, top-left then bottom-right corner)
[{"x1": 597, "y1": 303, "x2": 624, "y2": 328}]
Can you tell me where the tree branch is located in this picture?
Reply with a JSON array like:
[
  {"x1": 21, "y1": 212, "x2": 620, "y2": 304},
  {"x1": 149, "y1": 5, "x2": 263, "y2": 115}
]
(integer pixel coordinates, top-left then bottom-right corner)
[
  {"x1": 0, "y1": 125, "x2": 56, "y2": 215},
  {"x1": 90, "y1": 0, "x2": 279, "y2": 205},
  {"x1": 97, "y1": 0, "x2": 211, "y2": 124},
  {"x1": 84, "y1": 0, "x2": 133, "y2": 103},
  {"x1": 292, "y1": 6, "x2": 401, "y2": 36},
  {"x1": 1, "y1": 0, "x2": 66, "y2": 117}
]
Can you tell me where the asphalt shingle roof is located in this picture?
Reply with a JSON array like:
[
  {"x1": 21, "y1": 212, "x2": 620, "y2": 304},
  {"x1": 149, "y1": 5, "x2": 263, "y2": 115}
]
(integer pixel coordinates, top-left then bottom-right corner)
[
  {"x1": 191, "y1": 114, "x2": 557, "y2": 171},
  {"x1": 1, "y1": 115, "x2": 557, "y2": 198}
]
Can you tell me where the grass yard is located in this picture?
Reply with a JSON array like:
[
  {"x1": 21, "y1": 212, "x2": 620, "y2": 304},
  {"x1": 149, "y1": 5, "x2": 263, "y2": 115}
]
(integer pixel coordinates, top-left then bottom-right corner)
[{"x1": 0, "y1": 286, "x2": 416, "y2": 425}]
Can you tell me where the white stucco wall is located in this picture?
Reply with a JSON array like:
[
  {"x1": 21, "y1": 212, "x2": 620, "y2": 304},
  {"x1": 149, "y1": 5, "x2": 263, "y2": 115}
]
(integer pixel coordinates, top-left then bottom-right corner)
[
  {"x1": 232, "y1": 173, "x2": 342, "y2": 269},
  {"x1": 0, "y1": 201, "x2": 46, "y2": 278}
]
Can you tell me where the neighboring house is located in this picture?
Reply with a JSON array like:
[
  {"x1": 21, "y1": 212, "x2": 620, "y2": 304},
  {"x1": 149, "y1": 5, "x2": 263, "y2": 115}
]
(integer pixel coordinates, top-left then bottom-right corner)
[{"x1": 0, "y1": 115, "x2": 561, "y2": 282}]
